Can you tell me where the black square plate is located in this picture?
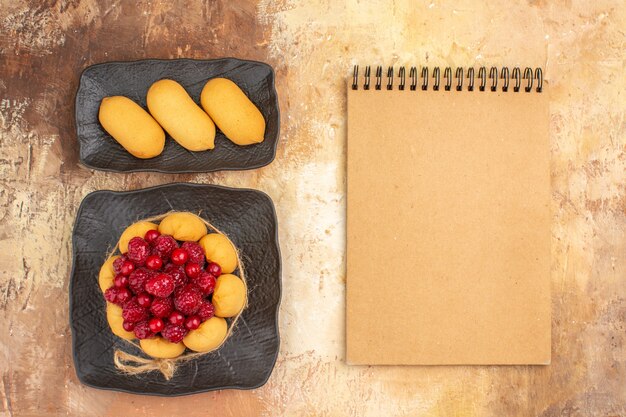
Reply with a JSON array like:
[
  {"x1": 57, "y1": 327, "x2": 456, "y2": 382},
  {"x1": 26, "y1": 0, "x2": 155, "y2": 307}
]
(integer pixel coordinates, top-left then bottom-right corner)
[
  {"x1": 75, "y1": 58, "x2": 280, "y2": 173},
  {"x1": 70, "y1": 183, "x2": 281, "y2": 396}
]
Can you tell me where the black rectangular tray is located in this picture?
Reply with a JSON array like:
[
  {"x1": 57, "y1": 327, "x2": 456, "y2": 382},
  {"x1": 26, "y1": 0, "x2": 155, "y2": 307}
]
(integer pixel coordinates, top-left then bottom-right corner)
[{"x1": 75, "y1": 58, "x2": 280, "y2": 173}]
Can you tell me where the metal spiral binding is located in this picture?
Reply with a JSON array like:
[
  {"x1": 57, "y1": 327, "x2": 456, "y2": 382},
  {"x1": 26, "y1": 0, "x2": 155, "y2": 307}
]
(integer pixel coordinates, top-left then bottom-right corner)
[
  {"x1": 409, "y1": 67, "x2": 417, "y2": 91},
  {"x1": 352, "y1": 65, "x2": 544, "y2": 92},
  {"x1": 444, "y1": 67, "x2": 452, "y2": 91}
]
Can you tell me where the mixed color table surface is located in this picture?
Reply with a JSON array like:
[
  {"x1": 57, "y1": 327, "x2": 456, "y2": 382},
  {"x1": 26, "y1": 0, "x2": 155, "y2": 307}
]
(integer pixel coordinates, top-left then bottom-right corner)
[{"x1": 0, "y1": 1, "x2": 624, "y2": 416}]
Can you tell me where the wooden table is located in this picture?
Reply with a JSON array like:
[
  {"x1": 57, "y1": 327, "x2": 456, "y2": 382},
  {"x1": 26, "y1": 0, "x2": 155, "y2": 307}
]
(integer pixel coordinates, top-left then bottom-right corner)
[{"x1": 1, "y1": 1, "x2": 624, "y2": 416}]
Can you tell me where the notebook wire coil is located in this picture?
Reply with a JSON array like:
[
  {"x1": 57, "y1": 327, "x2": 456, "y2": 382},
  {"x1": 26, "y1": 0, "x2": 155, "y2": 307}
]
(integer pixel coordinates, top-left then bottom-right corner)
[{"x1": 352, "y1": 65, "x2": 543, "y2": 93}]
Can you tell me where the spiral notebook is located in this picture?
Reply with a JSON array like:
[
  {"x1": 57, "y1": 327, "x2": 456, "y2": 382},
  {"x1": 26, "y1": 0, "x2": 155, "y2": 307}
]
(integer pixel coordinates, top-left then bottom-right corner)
[{"x1": 346, "y1": 66, "x2": 551, "y2": 365}]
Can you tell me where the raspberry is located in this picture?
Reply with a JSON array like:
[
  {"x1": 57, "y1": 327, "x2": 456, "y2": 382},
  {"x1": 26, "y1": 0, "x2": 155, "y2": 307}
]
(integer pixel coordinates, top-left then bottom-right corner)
[
  {"x1": 150, "y1": 297, "x2": 174, "y2": 318},
  {"x1": 114, "y1": 274, "x2": 128, "y2": 288},
  {"x1": 153, "y1": 235, "x2": 178, "y2": 259},
  {"x1": 145, "y1": 273, "x2": 175, "y2": 298},
  {"x1": 116, "y1": 288, "x2": 132, "y2": 304},
  {"x1": 197, "y1": 300, "x2": 215, "y2": 321},
  {"x1": 193, "y1": 271, "x2": 216, "y2": 295},
  {"x1": 113, "y1": 255, "x2": 128, "y2": 274},
  {"x1": 128, "y1": 268, "x2": 152, "y2": 294},
  {"x1": 127, "y1": 237, "x2": 150, "y2": 266},
  {"x1": 122, "y1": 321, "x2": 135, "y2": 331},
  {"x1": 104, "y1": 286, "x2": 119, "y2": 304},
  {"x1": 164, "y1": 263, "x2": 187, "y2": 287},
  {"x1": 122, "y1": 298, "x2": 149, "y2": 323},
  {"x1": 134, "y1": 321, "x2": 154, "y2": 339},
  {"x1": 174, "y1": 284, "x2": 202, "y2": 315},
  {"x1": 161, "y1": 323, "x2": 187, "y2": 343},
  {"x1": 182, "y1": 241, "x2": 205, "y2": 265}
]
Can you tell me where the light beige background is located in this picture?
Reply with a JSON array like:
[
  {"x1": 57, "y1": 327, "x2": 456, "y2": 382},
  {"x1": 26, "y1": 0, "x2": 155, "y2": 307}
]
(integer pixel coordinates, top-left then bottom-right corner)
[{"x1": 0, "y1": 0, "x2": 624, "y2": 416}]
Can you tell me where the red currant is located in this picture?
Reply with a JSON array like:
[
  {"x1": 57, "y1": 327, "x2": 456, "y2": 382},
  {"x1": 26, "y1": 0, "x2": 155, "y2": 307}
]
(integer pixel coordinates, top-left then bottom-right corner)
[
  {"x1": 149, "y1": 317, "x2": 164, "y2": 333},
  {"x1": 116, "y1": 288, "x2": 132, "y2": 304},
  {"x1": 170, "y1": 248, "x2": 189, "y2": 265},
  {"x1": 184, "y1": 262, "x2": 201, "y2": 278},
  {"x1": 122, "y1": 321, "x2": 135, "y2": 331},
  {"x1": 120, "y1": 260, "x2": 135, "y2": 276},
  {"x1": 207, "y1": 262, "x2": 222, "y2": 277},
  {"x1": 168, "y1": 311, "x2": 185, "y2": 325},
  {"x1": 114, "y1": 274, "x2": 128, "y2": 288},
  {"x1": 144, "y1": 229, "x2": 160, "y2": 244},
  {"x1": 185, "y1": 315, "x2": 201, "y2": 330},
  {"x1": 136, "y1": 293, "x2": 153, "y2": 308},
  {"x1": 145, "y1": 255, "x2": 163, "y2": 271}
]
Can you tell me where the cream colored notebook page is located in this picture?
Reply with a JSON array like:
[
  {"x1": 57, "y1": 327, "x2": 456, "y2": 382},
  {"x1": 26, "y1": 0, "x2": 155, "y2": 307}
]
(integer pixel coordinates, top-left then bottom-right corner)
[{"x1": 346, "y1": 66, "x2": 550, "y2": 365}]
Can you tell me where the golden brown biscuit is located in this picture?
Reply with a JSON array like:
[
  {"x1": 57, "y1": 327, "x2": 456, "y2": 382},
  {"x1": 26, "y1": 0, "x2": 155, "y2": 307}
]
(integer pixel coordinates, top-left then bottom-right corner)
[
  {"x1": 198, "y1": 233, "x2": 238, "y2": 273},
  {"x1": 140, "y1": 336, "x2": 186, "y2": 359},
  {"x1": 106, "y1": 303, "x2": 135, "y2": 340},
  {"x1": 147, "y1": 79, "x2": 215, "y2": 151},
  {"x1": 98, "y1": 255, "x2": 120, "y2": 292},
  {"x1": 212, "y1": 274, "x2": 246, "y2": 318},
  {"x1": 183, "y1": 317, "x2": 228, "y2": 352},
  {"x1": 200, "y1": 78, "x2": 265, "y2": 146},
  {"x1": 118, "y1": 221, "x2": 158, "y2": 253},
  {"x1": 157, "y1": 212, "x2": 207, "y2": 242},
  {"x1": 98, "y1": 96, "x2": 165, "y2": 158}
]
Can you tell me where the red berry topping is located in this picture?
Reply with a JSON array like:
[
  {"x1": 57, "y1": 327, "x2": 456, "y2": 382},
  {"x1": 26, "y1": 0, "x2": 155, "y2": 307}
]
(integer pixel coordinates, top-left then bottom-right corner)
[
  {"x1": 153, "y1": 235, "x2": 178, "y2": 258},
  {"x1": 127, "y1": 237, "x2": 150, "y2": 266},
  {"x1": 120, "y1": 260, "x2": 135, "y2": 276},
  {"x1": 193, "y1": 271, "x2": 216, "y2": 295},
  {"x1": 170, "y1": 248, "x2": 189, "y2": 265},
  {"x1": 168, "y1": 311, "x2": 185, "y2": 325},
  {"x1": 128, "y1": 268, "x2": 151, "y2": 294},
  {"x1": 114, "y1": 274, "x2": 128, "y2": 288},
  {"x1": 122, "y1": 298, "x2": 149, "y2": 323},
  {"x1": 145, "y1": 254, "x2": 163, "y2": 271},
  {"x1": 113, "y1": 255, "x2": 128, "y2": 274},
  {"x1": 136, "y1": 292, "x2": 153, "y2": 308},
  {"x1": 149, "y1": 317, "x2": 164, "y2": 333},
  {"x1": 207, "y1": 262, "x2": 222, "y2": 277},
  {"x1": 184, "y1": 262, "x2": 201, "y2": 278},
  {"x1": 174, "y1": 284, "x2": 202, "y2": 315},
  {"x1": 161, "y1": 323, "x2": 187, "y2": 343},
  {"x1": 181, "y1": 241, "x2": 205, "y2": 265},
  {"x1": 145, "y1": 273, "x2": 175, "y2": 298},
  {"x1": 122, "y1": 321, "x2": 135, "y2": 331},
  {"x1": 144, "y1": 229, "x2": 160, "y2": 244},
  {"x1": 116, "y1": 288, "x2": 132, "y2": 304},
  {"x1": 197, "y1": 300, "x2": 215, "y2": 321},
  {"x1": 104, "y1": 287, "x2": 119, "y2": 304},
  {"x1": 150, "y1": 296, "x2": 174, "y2": 318},
  {"x1": 164, "y1": 263, "x2": 187, "y2": 287},
  {"x1": 185, "y1": 315, "x2": 201, "y2": 330},
  {"x1": 134, "y1": 321, "x2": 154, "y2": 339}
]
